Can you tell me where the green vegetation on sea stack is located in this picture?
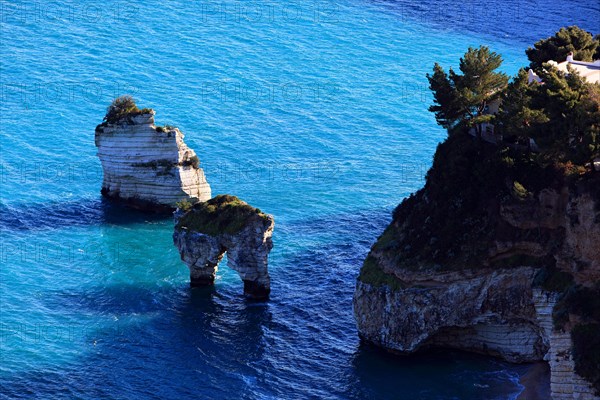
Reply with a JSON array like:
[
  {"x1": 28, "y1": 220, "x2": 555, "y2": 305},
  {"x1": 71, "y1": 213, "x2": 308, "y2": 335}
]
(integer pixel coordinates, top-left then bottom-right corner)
[
  {"x1": 103, "y1": 95, "x2": 153, "y2": 124},
  {"x1": 427, "y1": 26, "x2": 599, "y2": 166},
  {"x1": 364, "y1": 25, "x2": 600, "y2": 272},
  {"x1": 175, "y1": 195, "x2": 270, "y2": 236}
]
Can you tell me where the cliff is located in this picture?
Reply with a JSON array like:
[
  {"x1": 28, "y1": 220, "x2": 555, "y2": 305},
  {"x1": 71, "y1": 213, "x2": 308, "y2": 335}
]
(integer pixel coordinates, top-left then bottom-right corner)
[
  {"x1": 95, "y1": 100, "x2": 211, "y2": 211},
  {"x1": 173, "y1": 195, "x2": 274, "y2": 300},
  {"x1": 353, "y1": 134, "x2": 600, "y2": 399}
]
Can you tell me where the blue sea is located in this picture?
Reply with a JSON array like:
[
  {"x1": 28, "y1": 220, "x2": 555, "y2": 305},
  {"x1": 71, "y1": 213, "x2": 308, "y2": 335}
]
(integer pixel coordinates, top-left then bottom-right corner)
[{"x1": 1, "y1": 1, "x2": 598, "y2": 398}]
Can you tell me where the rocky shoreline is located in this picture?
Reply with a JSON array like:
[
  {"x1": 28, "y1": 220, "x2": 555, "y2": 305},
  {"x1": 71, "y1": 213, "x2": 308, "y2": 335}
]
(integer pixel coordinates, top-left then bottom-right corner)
[{"x1": 518, "y1": 362, "x2": 551, "y2": 400}]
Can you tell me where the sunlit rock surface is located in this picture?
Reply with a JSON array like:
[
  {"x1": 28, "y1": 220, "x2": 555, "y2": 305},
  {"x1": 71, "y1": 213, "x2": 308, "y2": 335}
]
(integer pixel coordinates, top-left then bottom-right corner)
[{"x1": 95, "y1": 111, "x2": 211, "y2": 211}]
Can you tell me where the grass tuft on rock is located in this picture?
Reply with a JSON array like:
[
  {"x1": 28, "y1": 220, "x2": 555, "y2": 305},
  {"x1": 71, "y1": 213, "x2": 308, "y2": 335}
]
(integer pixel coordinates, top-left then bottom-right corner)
[
  {"x1": 358, "y1": 256, "x2": 405, "y2": 290},
  {"x1": 175, "y1": 195, "x2": 270, "y2": 236}
]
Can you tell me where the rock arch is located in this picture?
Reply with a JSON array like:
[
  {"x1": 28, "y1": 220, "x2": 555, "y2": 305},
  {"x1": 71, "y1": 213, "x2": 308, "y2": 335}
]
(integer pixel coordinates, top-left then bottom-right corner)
[{"x1": 173, "y1": 195, "x2": 274, "y2": 300}]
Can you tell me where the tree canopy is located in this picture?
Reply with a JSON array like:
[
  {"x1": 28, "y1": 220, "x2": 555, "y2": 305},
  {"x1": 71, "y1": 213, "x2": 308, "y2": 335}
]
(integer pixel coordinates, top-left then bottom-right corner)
[
  {"x1": 104, "y1": 96, "x2": 152, "y2": 124},
  {"x1": 497, "y1": 65, "x2": 600, "y2": 164},
  {"x1": 427, "y1": 63, "x2": 461, "y2": 130},
  {"x1": 426, "y1": 46, "x2": 508, "y2": 135},
  {"x1": 495, "y1": 69, "x2": 548, "y2": 138},
  {"x1": 427, "y1": 26, "x2": 600, "y2": 167},
  {"x1": 526, "y1": 26, "x2": 599, "y2": 70}
]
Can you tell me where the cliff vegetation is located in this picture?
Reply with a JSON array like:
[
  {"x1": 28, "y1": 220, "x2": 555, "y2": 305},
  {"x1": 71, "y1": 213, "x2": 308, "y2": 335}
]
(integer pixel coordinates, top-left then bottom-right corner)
[{"x1": 359, "y1": 26, "x2": 600, "y2": 393}]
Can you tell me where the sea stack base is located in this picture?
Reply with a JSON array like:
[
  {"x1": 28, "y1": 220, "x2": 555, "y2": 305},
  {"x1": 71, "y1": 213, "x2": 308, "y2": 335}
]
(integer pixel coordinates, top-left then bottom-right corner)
[{"x1": 243, "y1": 280, "x2": 271, "y2": 300}]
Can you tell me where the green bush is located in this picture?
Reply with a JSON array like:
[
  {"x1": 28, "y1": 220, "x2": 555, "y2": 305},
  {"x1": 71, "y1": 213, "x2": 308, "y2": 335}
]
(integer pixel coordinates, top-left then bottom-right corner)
[
  {"x1": 104, "y1": 96, "x2": 152, "y2": 124},
  {"x1": 156, "y1": 124, "x2": 177, "y2": 133},
  {"x1": 175, "y1": 200, "x2": 193, "y2": 212},
  {"x1": 358, "y1": 256, "x2": 404, "y2": 290},
  {"x1": 512, "y1": 181, "x2": 531, "y2": 199},
  {"x1": 175, "y1": 194, "x2": 270, "y2": 236},
  {"x1": 372, "y1": 225, "x2": 399, "y2": 252}
]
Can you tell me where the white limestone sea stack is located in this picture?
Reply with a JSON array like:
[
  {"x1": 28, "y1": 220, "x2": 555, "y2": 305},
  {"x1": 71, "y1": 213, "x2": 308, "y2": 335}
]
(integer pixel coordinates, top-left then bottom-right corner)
[{"x1": 95, "y1": 98, "x2": 211, "y2": 211}]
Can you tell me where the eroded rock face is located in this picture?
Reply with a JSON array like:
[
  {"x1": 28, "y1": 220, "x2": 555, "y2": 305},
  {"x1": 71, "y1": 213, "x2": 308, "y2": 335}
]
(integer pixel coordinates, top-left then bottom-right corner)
[
  {"x1": 495, "y1": 188, "x2": 600, "y2": 281},
  {"x1": 354, "y1": 186, "x2": 600, "y2": 399},
  {"x1": 354, "y1": 267, "x2": 547, "y2": 363},
  {"x1": 532, "y1": 290, "x2": 599, "y2": 400},
  {"x1": 95, "y1": 111, "x2": 211, "y2": 211},
  {"x1": 173, "y1": 195, "x2": 274, "y2": 300},
  {"x1": 354, "y1": 133, "x2": 600, "y2": 398}
]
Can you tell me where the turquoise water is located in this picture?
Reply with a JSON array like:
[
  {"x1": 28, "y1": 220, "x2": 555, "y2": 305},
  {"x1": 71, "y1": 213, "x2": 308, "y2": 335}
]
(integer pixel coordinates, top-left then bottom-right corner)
[{"x1": 1, "y1": 1, "x2": 598, "y2": 398}]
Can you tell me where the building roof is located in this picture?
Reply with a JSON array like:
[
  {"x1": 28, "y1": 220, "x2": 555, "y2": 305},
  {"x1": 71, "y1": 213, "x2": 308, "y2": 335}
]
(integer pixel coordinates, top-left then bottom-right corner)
[{"x1": 547, "y1": 59, "x2": 600, "y2": 84}]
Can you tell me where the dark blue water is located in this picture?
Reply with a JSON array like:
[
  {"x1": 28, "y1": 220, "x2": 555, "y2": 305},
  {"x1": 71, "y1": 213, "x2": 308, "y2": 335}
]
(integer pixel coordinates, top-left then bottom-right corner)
[{"x1": 1, "y1": 0, "x2": 597, "y2": 398}]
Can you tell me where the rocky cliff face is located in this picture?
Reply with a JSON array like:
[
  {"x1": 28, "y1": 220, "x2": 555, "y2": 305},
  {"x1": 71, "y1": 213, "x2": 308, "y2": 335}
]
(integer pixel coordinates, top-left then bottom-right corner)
[
  {"x1": 532, "y1": 290, "x2": 599, "y2": 399},
  {"x1": 354, "y1": 135, "x2": 600, "y2": 399},
  {"x1": 95, "y1": 111, "x2": 211, "y2": 211},
  {"x1": 173, "y1": 195, "x2": 274, "y2": 300},
  {"x1": 354, "y1": 267, "x2": 546, "y2": 363}
]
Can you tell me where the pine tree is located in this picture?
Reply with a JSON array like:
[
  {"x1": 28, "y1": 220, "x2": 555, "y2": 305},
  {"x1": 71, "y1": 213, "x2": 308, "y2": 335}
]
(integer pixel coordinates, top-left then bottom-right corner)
[
  {"x1": 426, "y1": 46, "x2": 508, "y2": 137},
  {"x1": 526, "y1": 26, "x2": 599, "y2": 70},
  {"x1": 426, "y1": 63, "x2": 461, "y2": 130},
  {"x1": 453, "y1": 47, "x2": 508, "y2": 137},
  {"x1": 496, "y1": 69, "x2": 548, "y2": 139},
  {"x1": 523, "y1": 65, "x2": 600, "y2": 163},
  {"x1": 575, "y1": 83, "x2": 600, "y2": 164}
]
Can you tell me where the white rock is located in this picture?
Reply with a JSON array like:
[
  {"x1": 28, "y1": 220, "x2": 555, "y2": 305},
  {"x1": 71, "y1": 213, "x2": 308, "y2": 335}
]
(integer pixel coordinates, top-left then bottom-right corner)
[{"x1": 95, "y1": 110, "x2": 211, "y2": 210}]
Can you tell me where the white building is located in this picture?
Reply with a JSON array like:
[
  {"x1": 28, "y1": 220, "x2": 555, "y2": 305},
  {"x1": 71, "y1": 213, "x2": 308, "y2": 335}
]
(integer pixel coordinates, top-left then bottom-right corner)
[
  {"x1": 528, "y1": 52, "x2": 600, "y2": 84},
  {"x1": 470, "y1": 53, "x2": 598, "y2": 147}
]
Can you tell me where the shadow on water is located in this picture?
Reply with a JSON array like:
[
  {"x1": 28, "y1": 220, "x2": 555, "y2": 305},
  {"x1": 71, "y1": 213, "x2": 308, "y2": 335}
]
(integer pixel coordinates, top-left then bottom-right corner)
[
  {"x1": 0, "y1": 196, "x2": 392, "y2": 234},
  {"x1": 0, "y1": 197, "x2": 171, "y2": 232},
  {"x1": 283, "y1": 207, "x2": 391, "y2": 234},
  {"x1": 348, "y1": 342, "x2": 532, "y2": 400},
  {"x1": 0, "y1": 203, "x2": 534, "y2": 399},
  {"x1": 1, "y1": 283, "x2": 273, "y2": 399}
]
